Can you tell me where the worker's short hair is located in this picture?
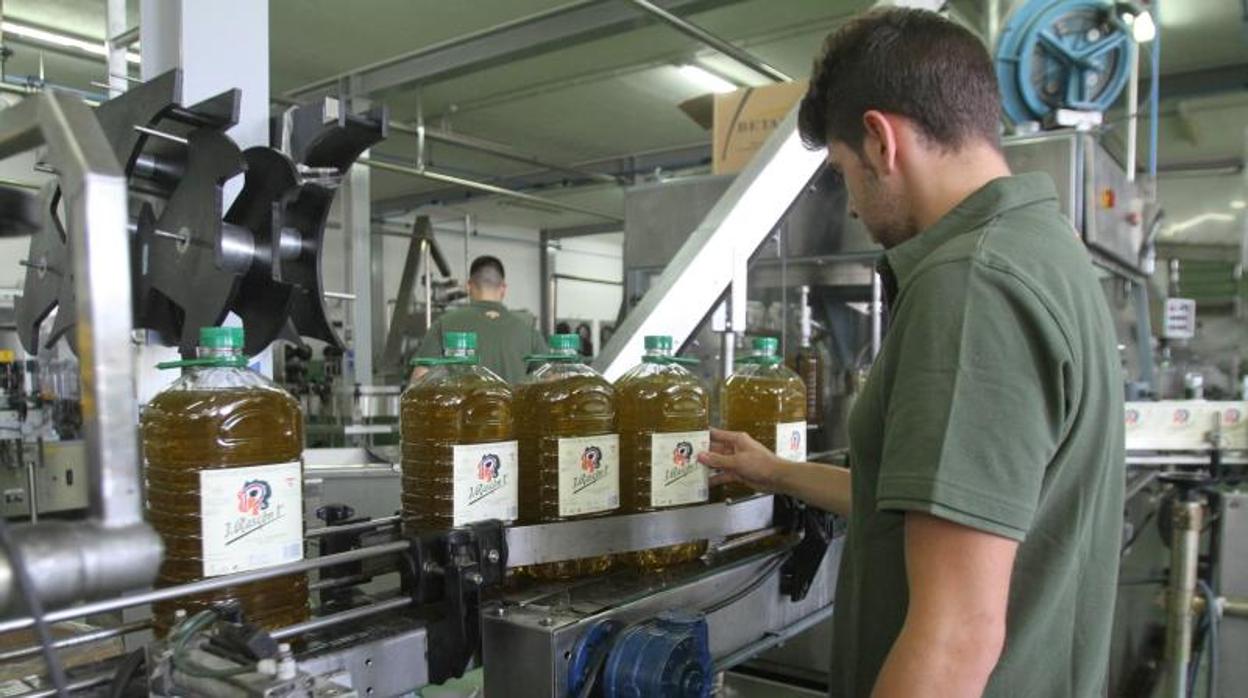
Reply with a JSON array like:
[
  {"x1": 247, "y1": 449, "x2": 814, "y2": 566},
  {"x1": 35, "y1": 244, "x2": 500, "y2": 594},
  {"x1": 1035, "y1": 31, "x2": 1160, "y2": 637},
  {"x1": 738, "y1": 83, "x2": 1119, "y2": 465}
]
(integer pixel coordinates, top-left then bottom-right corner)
[
  {"x1": 798, "y1": 8, "x2": 1001, "y2": 155},
  {"x1": 469, "y1": 255, "x2": 505, "y2": 288}
]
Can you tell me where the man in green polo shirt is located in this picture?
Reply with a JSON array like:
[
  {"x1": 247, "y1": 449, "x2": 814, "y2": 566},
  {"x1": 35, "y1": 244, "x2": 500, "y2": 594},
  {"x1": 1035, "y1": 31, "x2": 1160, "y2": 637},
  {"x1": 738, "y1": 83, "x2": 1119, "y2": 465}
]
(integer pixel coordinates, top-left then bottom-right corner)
[
  {"x1": 414, "y1": 255, "x2": 546, "y2": 383},
  {"x1": 700, "y1": 8, "x2": 1124, "y2": 698}
]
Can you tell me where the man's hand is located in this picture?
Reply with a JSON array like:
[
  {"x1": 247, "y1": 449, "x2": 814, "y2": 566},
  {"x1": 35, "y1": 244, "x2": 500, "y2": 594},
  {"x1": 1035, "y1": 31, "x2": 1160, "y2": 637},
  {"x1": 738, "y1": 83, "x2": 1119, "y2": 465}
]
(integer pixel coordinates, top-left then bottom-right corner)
[
  {"x1": 697, "y1": 428, "x2": 783, "y2": 493},
  {"x1": 699, "y1": 428, "x2": 854, "y2": 516}
]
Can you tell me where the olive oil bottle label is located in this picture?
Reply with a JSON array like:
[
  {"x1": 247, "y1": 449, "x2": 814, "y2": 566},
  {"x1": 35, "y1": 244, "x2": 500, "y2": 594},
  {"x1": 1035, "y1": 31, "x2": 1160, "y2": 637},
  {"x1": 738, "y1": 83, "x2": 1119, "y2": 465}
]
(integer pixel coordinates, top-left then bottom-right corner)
[
  {"x1": 199, "y1": 461, "x2": 303, "y2": 577},
  {"x1": 774, "y1": 421, "x2": 808, "y2": 462},
  {"x1": 557, "y1": 434, "x2": 620, "y2": 517},
  {"x1": 649, "y1": 431, "x2": 710, "y2": 508},
  {"x1": 452, "y1": 440, "x2": 519, "y2": 526}
]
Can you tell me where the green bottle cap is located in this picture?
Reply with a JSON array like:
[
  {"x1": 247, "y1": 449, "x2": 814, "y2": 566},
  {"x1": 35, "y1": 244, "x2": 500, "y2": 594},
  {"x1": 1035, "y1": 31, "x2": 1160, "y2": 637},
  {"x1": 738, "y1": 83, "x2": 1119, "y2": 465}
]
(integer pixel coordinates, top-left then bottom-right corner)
[
  {"x1": 200, "y1": 326, "x2": 244, "y2": 350},
  {"x1": 644, "y1": 335, "x2": 672, "y2": 351},
  {"x1": 444, "y1": 331, "x2": 477, "y2": 351},
  {"x1": 752, "y1": 336, "x2": 779, "y2": 355},
  {"x1": 549, "y1": 334, "x2": 580, "y2": 351}
]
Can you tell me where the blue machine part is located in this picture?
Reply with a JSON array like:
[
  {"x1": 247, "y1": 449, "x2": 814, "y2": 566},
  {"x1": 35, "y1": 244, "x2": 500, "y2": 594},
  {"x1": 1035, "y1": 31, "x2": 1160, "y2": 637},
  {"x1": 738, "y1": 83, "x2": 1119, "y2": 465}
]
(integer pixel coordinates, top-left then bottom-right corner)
[
  {"x1": 994, "y1": 0, "x2": 1133, "y2": 124},
  {"x1": 601, "y1": 611, "x2": 712, "y2": 698},
  {"x1": 567, "y1": 619, "x2": 623, "y2": 697}
]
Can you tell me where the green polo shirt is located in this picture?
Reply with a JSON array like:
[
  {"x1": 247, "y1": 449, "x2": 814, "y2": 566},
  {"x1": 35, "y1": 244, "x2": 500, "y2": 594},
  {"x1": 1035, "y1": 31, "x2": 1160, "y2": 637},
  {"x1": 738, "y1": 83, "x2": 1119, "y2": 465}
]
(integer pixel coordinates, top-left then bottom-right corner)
[
  {"x1": 415, "y1": 300, "x2": 546, "y2": 384},
  {"x1": 831, "y1": 173, "x2": 1124, "y2": 697}
]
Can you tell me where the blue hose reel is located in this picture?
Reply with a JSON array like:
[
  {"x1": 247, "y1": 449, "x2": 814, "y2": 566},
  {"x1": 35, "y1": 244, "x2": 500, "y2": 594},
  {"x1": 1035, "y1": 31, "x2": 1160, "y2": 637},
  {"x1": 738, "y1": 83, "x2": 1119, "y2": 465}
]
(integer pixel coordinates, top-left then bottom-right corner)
[
  {"x1": 995, "y1": 0, "x2": 1134, "y2": 124},
  {"x1": 567, "y1": 611, "x2": 712, "y2": 698}
]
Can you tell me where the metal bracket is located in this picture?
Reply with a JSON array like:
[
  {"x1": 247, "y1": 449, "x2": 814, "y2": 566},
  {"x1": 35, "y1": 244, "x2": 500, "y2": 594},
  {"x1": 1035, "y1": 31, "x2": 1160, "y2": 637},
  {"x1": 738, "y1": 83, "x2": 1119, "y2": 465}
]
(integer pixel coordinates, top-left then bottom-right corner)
[
  {"x1": 775, "y1": 496, "x2": 839, "y2": 602},
  {"x1": 398, "y1": 520, "x2": 507, "y2": 684}
]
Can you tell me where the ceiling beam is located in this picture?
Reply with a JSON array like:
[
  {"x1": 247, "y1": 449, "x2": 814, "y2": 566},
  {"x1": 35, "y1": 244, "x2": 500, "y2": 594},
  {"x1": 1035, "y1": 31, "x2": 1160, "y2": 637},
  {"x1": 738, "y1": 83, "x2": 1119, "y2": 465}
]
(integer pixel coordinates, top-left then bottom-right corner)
[
  {"x1": 1159, "y1": 63, "x2": 1248, "y2": 102},
  {"x1": 372, "y1": 142, "x2": 712, "y2": 216},
  {"x1": 281, "y1": 0, "x2": 748, "y2": 100},
  {"x1": 544, "y1": 222, "x2": 623, "y2": 238}
]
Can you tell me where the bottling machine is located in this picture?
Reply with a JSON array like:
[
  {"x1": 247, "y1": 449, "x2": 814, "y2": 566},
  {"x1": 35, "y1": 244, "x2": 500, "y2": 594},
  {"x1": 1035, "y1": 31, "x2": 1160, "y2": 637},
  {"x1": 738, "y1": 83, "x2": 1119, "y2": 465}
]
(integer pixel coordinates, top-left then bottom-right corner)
[{"x1": 0, "y1": 71, "x2": 840, "y2": 697}]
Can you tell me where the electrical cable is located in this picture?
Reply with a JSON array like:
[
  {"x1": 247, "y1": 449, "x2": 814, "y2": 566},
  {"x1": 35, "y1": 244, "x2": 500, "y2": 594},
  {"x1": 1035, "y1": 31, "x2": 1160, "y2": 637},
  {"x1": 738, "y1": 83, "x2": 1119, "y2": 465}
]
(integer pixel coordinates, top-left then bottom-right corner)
[
  {"x1": 168, "y1": 609, "x2": 254, "y2": 680},
  {"x1": 0, "y1": 516, "x2": 68, "y2": 696},
  {"x1": 700, "y1": 549, "x2": 793, "y2": 616},
  {"x1": 107, "y1": 648, "x2": 145, "y2": 698}
]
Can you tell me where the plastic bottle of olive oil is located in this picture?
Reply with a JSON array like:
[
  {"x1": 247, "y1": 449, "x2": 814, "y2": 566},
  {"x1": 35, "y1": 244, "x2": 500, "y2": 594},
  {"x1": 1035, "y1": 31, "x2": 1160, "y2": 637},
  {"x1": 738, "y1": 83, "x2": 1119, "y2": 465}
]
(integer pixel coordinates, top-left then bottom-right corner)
[
  {"x1": 401, "y1": 331, "x2": 517, "y2": 532},
  {"x1": 515, "y1": 334, "x2": 618, "y2": 580},
  {"x1": 142, "y1": 327, "x2": 308, "y2": 636},
  {"x1": 616, "y1": 335, "x2": 710, "y2": 570},
  {"x1": 716, "y1": 336, "x2": 807, "y2": 501}
]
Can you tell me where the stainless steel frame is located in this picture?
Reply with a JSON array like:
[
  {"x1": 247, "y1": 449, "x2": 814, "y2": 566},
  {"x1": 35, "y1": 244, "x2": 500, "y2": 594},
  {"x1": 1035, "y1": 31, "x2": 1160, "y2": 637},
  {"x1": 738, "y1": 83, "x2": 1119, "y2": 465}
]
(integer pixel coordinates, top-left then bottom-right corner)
[
  {"x1": 593, "y1": 108, "x2": 825, "y2": 380},
  {"x1": 1217, "y1": 491, "x2": 1248, "y2": 698},
  {"x1": 0, "y1": 91, "x2": 162, "y2": 613},
  {"x1": 506, "y1": 495, "x2": 774, "y2": 566},
  {"x1": 622, "y1": 0, "x2": 791, "y2": 82},
  {"x1": 483, "y1": 539, "x2": 842, "y2": 697},
  {"x1": 358, "y1": 156, "x2": 623, "y2": 223}
]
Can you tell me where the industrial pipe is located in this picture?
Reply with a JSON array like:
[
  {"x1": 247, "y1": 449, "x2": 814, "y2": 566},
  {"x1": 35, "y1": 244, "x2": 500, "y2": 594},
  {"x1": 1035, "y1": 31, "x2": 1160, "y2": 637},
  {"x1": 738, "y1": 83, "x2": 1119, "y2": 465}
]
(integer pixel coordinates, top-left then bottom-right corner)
[
  {"x1": 0, "y1": 619, "x2": 150, "y2": 663},
  {"x1": 1126, "y1": 39, "x2": 1139, "y2": 183},
  {"x1": 358, "y1": 157, "x2": 624, "y2": 223},
  {"x1": 623, "y1": 0, "x2": 791, "y2": 83},
  {"x1": 1161, "y1": 498, "x2": 1202, "y2": 698},
  {"x1": 305, "y1": 515, "x2": 400, "y2": 539},
  {"x1": 270, "y1": 596, "x2": 412, "y2": 641},
  {"x1": 1225, "y1": 597, "x2": 1248, "y2": 618},
  {"x1": 389, "y1": 121, "x2": 617, "y2": 185},
  {"x1": 0, "y1": 540, "x2": 410, "y2": 635}
]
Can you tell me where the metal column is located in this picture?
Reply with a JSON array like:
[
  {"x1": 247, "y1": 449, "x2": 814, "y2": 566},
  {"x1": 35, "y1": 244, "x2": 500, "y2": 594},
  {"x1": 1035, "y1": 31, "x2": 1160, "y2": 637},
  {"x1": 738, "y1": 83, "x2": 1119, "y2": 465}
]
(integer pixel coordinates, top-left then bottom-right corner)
[
  {"x1": 1162, "y1": 499, "x2": 1202, "y2": 698},
  {"x1": 105, "y1": 0, "x2": 129, "y2": 95},
  {"x1": 141, "y1": 0, "x2": 268, "y2": 148},
  {"x1": 344, "y1": 149, "x2": 379, "y2": 384},
  {"x1": 539, "y1": 230, "x2": 557, "y2": 337}
]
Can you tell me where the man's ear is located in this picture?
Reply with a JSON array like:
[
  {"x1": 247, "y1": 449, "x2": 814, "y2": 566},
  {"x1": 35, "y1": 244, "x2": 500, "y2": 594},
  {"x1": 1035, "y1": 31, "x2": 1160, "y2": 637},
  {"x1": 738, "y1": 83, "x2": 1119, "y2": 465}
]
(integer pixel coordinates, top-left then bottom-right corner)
[{"x1": 861, "y1": 110, "x2": 899, "y2": 175}]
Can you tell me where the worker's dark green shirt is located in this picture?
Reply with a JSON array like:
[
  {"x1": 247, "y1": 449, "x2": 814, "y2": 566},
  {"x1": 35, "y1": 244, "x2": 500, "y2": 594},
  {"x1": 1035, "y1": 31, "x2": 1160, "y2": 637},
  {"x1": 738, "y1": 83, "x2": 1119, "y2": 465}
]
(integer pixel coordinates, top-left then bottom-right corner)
[
  {"x1": 415, "y1": 300, "x2": 546, "y2": 384},
  {"x1": 832, "y1": 173, "x2": 1124, "y2": 697}
]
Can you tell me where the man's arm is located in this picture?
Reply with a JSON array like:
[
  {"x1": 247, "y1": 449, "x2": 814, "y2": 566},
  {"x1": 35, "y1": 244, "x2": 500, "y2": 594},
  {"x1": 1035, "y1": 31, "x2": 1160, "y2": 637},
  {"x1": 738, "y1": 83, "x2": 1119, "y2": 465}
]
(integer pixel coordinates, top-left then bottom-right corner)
[
  {"x1": 870, "y1": 513, "x2": 1016, "y2": 698},
  {"x1": 697, "y1": 428, "x2": 852, "y2": 516}
]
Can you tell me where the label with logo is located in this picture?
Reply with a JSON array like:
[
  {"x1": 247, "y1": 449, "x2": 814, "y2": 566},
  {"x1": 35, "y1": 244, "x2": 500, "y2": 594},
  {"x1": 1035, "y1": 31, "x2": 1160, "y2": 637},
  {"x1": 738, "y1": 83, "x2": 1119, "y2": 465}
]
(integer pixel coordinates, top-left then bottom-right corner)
[
  {"x1": 774, "y1": 421, "x2": 808, "y2": 462},
  {"x1": 199, "y1": 461, "x2": 303, "y2": 577},
  {"x1": 452, "y1": 440, "x2": 519, "y2": 526},
  {"x1": 557, "y1": 434, "x2": 620, "y2": 517},
  {"x1": 650, "y1": 431, "x2": 710, "y2": 508}
]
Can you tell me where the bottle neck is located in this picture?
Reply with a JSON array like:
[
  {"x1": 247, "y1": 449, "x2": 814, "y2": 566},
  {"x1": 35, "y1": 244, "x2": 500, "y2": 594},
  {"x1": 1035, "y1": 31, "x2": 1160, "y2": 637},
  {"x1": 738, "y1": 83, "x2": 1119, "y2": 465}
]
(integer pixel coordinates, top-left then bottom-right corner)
[
  {"x1": 197, "y1": 346, "x2": 242, "y2": 361},
  {"x1": 645, "y1": 347, "x2": 673, "y2": 358},
  {"x1": 445, "y1": 347, "x2": 475, "y2": 359}
]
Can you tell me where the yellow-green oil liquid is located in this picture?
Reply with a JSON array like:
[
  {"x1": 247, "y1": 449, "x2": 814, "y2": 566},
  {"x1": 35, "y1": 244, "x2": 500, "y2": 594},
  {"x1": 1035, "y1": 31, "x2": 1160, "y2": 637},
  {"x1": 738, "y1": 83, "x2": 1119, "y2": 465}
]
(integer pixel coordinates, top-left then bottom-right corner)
[
  {"x1": 617, "y1": 362, "x2": 709, "y2": 570},
  {"x1": 717, "y1": 367, "x2": 806, "y2": 501},
  {"x1": 142, "y1": 388, "x2": 309, "y2": 636},
  {"x1": 401, "y1": 370, "x2": 513, "y2": 531},
  {"x1": 515, "y1": 374, "x2": 616, "y2": 580}
]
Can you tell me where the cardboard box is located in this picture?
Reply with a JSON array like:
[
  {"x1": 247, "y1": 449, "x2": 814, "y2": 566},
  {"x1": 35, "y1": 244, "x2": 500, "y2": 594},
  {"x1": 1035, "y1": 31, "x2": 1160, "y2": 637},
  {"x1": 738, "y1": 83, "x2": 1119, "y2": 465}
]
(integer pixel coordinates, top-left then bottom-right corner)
[{"x1": 679, "y1": 80, "x2": 809, "y2": 175}]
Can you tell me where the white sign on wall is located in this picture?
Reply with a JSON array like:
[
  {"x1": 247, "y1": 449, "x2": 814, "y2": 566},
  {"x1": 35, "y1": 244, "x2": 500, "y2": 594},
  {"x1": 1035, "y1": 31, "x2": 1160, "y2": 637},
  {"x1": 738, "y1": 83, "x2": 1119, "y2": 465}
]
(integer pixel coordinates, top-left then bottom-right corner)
[{"x1": 1163, "y1": 298, "x2": 1197, "y2": 340}]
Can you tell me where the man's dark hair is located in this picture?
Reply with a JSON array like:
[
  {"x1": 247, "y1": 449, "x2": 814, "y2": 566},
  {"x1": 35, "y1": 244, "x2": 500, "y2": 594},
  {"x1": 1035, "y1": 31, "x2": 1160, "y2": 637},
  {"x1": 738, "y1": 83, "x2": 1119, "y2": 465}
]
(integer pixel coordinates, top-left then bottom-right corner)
[
  {"x1": 798, "y1": 8, "x2": 1001, "y2": 154},
  {"x1": 469, "y1": 255, "x2": 505, "y2": 287}
]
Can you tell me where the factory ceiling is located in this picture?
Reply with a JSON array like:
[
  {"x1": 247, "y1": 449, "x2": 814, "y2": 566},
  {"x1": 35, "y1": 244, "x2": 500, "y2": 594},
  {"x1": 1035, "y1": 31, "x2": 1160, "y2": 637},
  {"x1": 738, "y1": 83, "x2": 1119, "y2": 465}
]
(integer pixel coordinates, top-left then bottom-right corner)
[{"x1": 0, "y1": 0, "x2": 1244, "y2": 235}]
